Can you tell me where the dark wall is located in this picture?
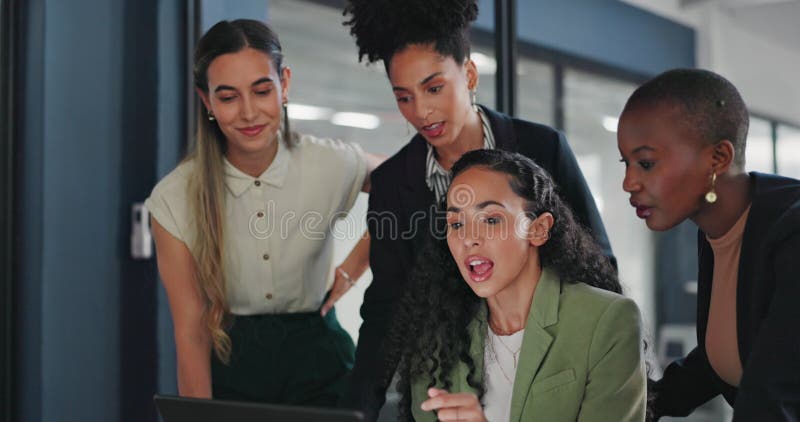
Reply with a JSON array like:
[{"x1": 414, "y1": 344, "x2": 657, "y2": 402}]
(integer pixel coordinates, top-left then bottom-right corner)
[
  {"x1": 155, "y1": 0, "x2": 189, "y2": 399},
  {"x1": 19, "y1": 0, "x2": 124, "y2": 419},
  {"x1": 1, "y1": 0, "x2": 15, "y2": 420},
  {"x1": 15, "y1": 0, "x2": 184, "y2": 420},
  {"x1": 119, "y1": 0, "x2": 160, "y2": 420}
]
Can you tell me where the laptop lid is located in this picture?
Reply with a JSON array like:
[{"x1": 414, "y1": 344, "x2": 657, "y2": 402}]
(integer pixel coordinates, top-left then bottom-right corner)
[{"x1": 154, "y1": 394, "x2": 365, "y2": 422}]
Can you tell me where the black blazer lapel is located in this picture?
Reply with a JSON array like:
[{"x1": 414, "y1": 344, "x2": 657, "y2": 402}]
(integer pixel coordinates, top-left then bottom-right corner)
[
  {"x1": 480, "y1": 105, "x2": 518, "y2": 152},
  {"x1": 400, "y1": 135, "x2": 438, "y2": 248},
  {"x1": 402, "y1": 134, "x2": 436, "y2": 208}
]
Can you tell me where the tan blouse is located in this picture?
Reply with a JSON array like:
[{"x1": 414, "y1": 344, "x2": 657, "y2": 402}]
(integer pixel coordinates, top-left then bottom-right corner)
[{"x1": 705, "y1": 205, "x2": 751, "y2": 387}]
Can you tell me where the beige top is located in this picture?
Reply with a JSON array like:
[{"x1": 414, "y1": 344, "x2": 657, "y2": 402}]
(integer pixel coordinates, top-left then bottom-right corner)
[
  {"x1": 145, "y1": 134, "x2": 367, "y2": 314},
  {"x1": 705, "y1": 205, "x2": 751, "y2": 387}
]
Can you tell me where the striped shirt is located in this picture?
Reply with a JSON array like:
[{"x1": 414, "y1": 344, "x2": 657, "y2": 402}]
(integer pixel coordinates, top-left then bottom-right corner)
[{"x1": 425, "y1": 107, "x2": 496, "y2": 203}]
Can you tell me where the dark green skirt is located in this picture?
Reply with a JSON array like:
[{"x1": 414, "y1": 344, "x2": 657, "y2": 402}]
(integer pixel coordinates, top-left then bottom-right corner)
[{"x1": 211, "y1": 308, "x2": 355, "y2": 407}]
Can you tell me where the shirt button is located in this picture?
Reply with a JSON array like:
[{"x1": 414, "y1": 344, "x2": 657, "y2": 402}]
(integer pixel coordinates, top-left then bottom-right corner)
[
  {"x1": 254, "y1": 180, "x2": 261, "y2": 187},
  {"x1": 265, "y1": 293, "x2": 273, "y2": 300},
  {"x1": 262, "y1": 253, "x2": 270, "y2": 261},
  {"x1": 256, "y1": 211, "x2": 264, "y2": 218}
]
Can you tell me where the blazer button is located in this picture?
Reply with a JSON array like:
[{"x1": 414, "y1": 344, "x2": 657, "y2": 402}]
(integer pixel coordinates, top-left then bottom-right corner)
[
  {"x1": 257, "y1": 211, "x2": 264, "y2": 218},
  {"x1": 265, "y1": 293, "x2": 273, "y2": 300},
  {"x1": 254, "y1": 180, "x2": 261, "y2": 187},
  {"x1": 262, "y1": 253, "x2": 270, "y2": 261}
]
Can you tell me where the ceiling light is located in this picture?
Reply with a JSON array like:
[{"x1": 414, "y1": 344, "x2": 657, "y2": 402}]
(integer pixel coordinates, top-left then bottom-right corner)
[
  {"x1": 331, "y1": 112, "x2": 380, "y2": 130},
  {"x1": 288, "y1": 103, "x2": 333, "y2": 120},
  {"x1": 602, "y1": 116, "x2": 619, "y2": 133}
]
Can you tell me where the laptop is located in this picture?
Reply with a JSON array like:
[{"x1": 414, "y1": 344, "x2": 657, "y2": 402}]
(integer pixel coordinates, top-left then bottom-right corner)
[{"x1": 154, "y1": 394, "x2": 365, "y2": 422}]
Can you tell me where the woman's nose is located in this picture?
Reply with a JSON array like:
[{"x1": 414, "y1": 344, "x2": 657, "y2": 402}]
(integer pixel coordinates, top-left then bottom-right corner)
[{"x1": 622, "y1": 169, "x2": 640, "y2": 193}]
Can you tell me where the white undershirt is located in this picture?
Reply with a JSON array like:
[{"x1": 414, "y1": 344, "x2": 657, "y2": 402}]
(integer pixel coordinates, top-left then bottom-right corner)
[{"x1": 483, "y1": 327, "x2": 525, "y2": 422}]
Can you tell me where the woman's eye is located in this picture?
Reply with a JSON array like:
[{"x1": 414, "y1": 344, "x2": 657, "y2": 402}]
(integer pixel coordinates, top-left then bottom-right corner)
[
  {"x1": 639, "y1": 160, "x2": 654, "y2": 170},
  {"x1": 485, "y1": 216, "x2": 501, "y2": 225},
  {"x1": 219, "y1": 96, "x2": 236, "y2": 103},
  {"x1": 255, "y1": 89, "x2": 272, "y2": 96},
  {"x1": 395, "y1": 96, "x2": 411, "y2": 104},
  {"x1": 449, "y1": 222, "x2": 463, "y2": 230},
  {"x1": 429, "y1": 85, "x2": 443, "y2": 94}
]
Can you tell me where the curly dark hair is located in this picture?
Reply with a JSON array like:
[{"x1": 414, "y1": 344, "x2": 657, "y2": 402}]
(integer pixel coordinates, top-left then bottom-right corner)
[
  {"x1": 342, "y1": 0, "x2": 478, "y2": 68},
  {"x1": 622, "y1": 68, "x2": 749, "y2": 168},
  {"x1": 381, "y1": 149, "x2": 621, "y2": 421}
]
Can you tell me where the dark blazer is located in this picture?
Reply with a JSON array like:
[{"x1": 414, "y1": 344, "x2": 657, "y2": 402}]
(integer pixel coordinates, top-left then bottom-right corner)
[
  {"x1": 652, "y1": 172, "x2": 800, "y2": 421},
  {"x1": 343, "y1": 106, "x2": 614, "y2": 420}
]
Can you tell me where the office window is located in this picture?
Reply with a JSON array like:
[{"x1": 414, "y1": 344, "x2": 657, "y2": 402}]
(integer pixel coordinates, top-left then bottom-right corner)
[
  {"x1": 516, "y1": 57, "x2": 555, "y2": 126},
  {"x1": 563, "y1": 69, "x2": 655, "y2": 330},
  {"x1": 469, "y1": 43, "x2": 498, "y2": 115},
  {"x1": 268, "y1": 0, "x2": 406, "y2": 157},
  {"x1": 746, "y1": 117, "x2": 774, "y2": 173},
  {"x1": 269, "y1": 0, "x2": 497, "y2": 158},
  {"x1": 777, "y1": 124, "x2": 800, "y2": 178}
]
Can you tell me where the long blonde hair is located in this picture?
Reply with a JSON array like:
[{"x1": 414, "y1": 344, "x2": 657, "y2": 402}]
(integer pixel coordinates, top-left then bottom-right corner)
[{"x1": 188, "y1": 19, "x2": 289, "y2": 363}]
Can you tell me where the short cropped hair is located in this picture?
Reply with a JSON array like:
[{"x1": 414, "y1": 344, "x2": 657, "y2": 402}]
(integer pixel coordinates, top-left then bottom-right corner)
[{"x1": 623, "y1": 68, "x2": 749, "y2": 167}]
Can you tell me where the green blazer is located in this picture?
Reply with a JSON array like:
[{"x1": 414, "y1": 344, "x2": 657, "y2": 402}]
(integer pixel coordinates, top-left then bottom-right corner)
[{"x1": 410, "y1": 268, "x2": 646, "y2": 422}]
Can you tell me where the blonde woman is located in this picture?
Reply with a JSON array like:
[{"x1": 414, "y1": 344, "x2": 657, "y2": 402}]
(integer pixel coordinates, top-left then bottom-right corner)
[{"x1": 146, "y1": 19, "x2": 381, "y2": 406}]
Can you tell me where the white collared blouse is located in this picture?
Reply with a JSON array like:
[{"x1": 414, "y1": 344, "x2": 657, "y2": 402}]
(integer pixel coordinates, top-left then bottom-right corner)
[{"x1": 146, "y1": 134, "x2": 367, "y2": 314}]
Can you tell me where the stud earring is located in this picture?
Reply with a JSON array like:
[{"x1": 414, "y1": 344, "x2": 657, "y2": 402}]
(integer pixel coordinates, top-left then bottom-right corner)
[
  {"x1": 705, "y1": 172, "x2": 718, "y2": 204},
  {"x1": 207, "y1": 110, "x2": 215, "y2": 121}
]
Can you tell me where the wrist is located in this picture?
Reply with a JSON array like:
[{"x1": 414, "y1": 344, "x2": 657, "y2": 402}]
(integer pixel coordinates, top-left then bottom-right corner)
[{"x1": 337, "y1": 267, "x2": 356, "y2": 286}]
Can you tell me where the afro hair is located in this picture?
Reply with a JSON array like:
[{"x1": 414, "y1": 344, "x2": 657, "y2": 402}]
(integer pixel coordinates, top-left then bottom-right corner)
[{"x1": 343, "y1": 0, "x2": 478, "y2": 65}]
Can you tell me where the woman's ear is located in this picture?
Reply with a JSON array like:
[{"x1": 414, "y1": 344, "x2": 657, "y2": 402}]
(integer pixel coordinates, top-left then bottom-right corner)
[
  {"x1": 196, "y1": 87, "x2": 212, "y2": 113},
  {"x1": 280, "y1": 66, "x2": 292, "y2": 103},
  {"x1": 711, "y1": 139, "x2": 736, "y2": 174},
  {"x1": 529, "y1": 212, "x2": 554, "y2": 247},
  {"x1": 465, "y1": 58, "x2": 479, "y2": 92}
]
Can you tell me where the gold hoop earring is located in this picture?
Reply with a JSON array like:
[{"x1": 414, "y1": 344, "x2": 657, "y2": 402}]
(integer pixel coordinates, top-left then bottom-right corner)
[
  {"x1": 207, "y1": 110, "x2": 215, "y2": 121},
  {"x1": 705, "y1": 172, "x2": 718, "y2": 204}
]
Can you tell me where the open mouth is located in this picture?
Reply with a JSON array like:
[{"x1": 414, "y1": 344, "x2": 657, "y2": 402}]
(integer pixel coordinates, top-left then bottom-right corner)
[
  {"x1": 465, "y1": 256, "x2": 494, "y2": 282},
  {"x1": 421, "y1": 122, "x2": 445, "y2": 138},
  {"x1": 635, "y1": 206, "x2": 652, "y2": 218}
]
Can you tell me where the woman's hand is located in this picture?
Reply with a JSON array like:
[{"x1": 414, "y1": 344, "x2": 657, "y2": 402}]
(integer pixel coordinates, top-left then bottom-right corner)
[
  {"x1": 320, "y1": 266, "x2": 359, "y2": 317},
  {"x1": 320, "y1": 232, "x2": 370, "y2": 316},
  {"x1": 420, "y1": 388, "x2": 487, "y2": 422}
]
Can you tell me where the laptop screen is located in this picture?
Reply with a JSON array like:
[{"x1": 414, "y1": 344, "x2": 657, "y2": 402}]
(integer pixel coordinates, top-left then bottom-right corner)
[{"x1": 154, "y1": 394, "x2": 365, "y2": 422}]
